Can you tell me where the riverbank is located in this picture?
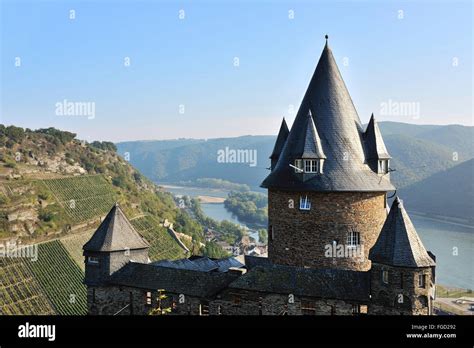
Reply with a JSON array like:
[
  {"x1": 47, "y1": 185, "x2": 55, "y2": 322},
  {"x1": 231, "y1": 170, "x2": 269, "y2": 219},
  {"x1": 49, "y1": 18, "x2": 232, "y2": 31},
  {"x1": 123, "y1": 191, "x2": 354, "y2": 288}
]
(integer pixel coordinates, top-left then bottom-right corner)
[
  {"x1": 197, "y1": 195, "x2": 225, "y2": 204},
  {"x1": 409, "y1": 210, "x2": 474, "y2": 229}
]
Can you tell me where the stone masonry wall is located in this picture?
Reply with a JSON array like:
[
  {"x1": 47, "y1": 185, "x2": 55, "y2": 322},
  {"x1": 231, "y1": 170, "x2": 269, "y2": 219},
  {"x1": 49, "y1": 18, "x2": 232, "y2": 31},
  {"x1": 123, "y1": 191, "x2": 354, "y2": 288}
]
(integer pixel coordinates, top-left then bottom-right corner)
[
  {"x1": 268, "y1": 190, "x2": 387, "y2": 271},
  {"x1": 210, "y1": 289, "x2": 361, "y2": 315},
  {"x1": 369, "y1": 263, "x2": 433, "y2": 315},
  {"x1": 88, "y1": 286, "x2": 206, "y2": 315}
]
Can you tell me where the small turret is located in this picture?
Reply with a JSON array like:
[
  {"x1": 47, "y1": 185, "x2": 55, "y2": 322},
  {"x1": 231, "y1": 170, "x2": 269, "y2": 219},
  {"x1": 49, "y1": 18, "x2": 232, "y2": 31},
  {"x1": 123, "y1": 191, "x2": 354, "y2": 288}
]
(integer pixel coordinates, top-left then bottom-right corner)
[
  {"x1": 364, "y1": 114, "x2": 391, "y2": 175},
  {"x1": 83, "y1": 203, "x2": 149, "y2": 286},
  {"x1": 269, "y1": 118, "x2": 289, "y2": 171},
  {"x1": 369, "y1": 197, "x2": 436, "y2": 315},
  {"x1": 292, "y1": 110, "x2": 326, "y2": 181}
]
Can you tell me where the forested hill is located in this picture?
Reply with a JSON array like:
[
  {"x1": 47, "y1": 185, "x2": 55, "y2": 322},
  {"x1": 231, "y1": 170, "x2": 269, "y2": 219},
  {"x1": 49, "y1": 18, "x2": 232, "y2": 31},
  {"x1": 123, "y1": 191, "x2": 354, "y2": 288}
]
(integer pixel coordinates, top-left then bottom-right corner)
[
  {"x1": 117, "y1": 122, "x2": 473, "y2": 190},
  {"x1": 399, "y1": 159, "x2": 474, "y2": 222}
]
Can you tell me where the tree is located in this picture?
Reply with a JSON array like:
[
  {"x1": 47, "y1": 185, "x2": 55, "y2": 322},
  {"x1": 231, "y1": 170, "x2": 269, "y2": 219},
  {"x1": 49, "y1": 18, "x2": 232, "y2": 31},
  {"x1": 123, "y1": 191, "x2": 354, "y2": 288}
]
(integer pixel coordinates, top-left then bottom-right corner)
[
  {"x1": 149, "y1": 289, "x2": 172, "y2": 315},
  {"x1": 258, "y1": 228, "x2": 268, "y2": 244}
]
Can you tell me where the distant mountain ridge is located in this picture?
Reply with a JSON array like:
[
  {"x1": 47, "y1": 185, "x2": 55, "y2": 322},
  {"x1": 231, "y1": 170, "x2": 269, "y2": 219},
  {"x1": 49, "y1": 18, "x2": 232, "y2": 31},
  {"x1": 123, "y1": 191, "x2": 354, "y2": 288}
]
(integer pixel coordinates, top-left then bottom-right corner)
[
  {"x1": 117, "y1": 122, "x2": 473, "y2": 190},
  {"x1": 399, "y1": 159, "x2": 474, "y2": 222}
]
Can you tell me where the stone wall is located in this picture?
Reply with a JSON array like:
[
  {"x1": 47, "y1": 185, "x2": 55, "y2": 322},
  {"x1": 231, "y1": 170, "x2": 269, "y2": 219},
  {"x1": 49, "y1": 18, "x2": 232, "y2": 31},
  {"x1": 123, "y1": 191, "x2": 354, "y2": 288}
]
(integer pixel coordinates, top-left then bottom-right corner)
[
  {"x1": 88, "y1": 286, "x2": 207, "y2": 315},
  {"x1": 88, "y1": 280, "x2": 433, "y2": 316},
  {"x1": 369, "y1": 263, "x2": 433, "y2": 315},
  {"x1": 268, "y1": 190, "x2": 387, "y2": 271},
  {"x1": 210, "y1": 289, "x2": 360, "y2": 315}
]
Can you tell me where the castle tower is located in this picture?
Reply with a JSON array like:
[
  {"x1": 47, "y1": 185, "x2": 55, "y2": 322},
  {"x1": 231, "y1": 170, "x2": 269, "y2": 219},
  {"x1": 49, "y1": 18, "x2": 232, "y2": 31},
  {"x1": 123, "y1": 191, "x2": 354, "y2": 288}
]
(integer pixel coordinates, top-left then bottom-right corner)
[
  {"x1": 83, "y1": 203, "x2": 149, "y2": 286},
  {"x1": 369, "y1": 197, "x2": 436, "y2": 315},
  {"x1": 261, "y1": 37, "x2": 395, "y2": 271}
]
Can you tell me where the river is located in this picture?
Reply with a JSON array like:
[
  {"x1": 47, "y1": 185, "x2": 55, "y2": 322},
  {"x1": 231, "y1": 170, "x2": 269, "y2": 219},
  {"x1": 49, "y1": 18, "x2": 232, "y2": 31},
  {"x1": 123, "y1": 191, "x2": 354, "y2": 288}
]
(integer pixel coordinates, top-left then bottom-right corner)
[{"x1": 161, "y1": 184, "x2": 473, "y2": 289}]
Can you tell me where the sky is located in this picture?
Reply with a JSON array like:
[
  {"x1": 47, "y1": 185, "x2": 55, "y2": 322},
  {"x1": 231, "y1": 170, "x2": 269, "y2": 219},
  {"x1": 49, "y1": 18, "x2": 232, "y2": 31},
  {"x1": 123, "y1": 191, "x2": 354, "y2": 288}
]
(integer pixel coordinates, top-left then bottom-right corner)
[{"x1": 0, "y1": 0, "x2": 472, "y2": 142}]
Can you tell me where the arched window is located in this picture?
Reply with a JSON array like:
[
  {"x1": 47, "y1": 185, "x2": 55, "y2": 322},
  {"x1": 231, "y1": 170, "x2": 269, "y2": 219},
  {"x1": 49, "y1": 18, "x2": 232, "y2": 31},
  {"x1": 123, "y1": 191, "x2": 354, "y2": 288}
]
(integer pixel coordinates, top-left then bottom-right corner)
[{"x1": 382, "y1": 269, "x2": 389, "y2": 284}]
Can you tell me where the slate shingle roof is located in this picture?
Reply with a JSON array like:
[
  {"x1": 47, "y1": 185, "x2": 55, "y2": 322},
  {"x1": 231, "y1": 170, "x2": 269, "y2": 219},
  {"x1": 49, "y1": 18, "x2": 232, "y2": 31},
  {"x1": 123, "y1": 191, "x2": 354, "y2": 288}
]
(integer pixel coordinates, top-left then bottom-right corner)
[
  {"x1": 244, "y1": 255, "x2": 272, "y2": 269},
  {"x1": 83, "y1": 203, "x2": 149, "y2": 252},
  {"x1": 229, "y1": 263, "x2": 370, "y2": 302},
  {"x1": 300, "y1": 110, "x2": 326, "y2": 159},
  {"x1": 270, "y1": 118, "x2": 289, "y2": 160},
  {"x1": 110, "y1": 262, "x2": 240, "y2": 298},
  {"x1": 262, "y1": 40, "x2": 394, "y2": 192},
  {"x1": 364, "y1": 114, "x2": 391, "y2": 160},
  {"x1": 369, "y1": 197, "x2": 436, "y2": 268},
  {"x1": 152, "y1": 256, "x2": 243, "y2": 272}
]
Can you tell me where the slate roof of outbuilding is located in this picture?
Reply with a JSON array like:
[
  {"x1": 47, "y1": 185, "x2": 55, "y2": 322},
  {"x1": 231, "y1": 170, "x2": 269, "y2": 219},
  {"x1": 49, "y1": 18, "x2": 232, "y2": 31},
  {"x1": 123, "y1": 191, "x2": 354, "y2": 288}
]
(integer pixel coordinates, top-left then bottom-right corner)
[
  {"x1": 229, "y1": 263, "x2": 370, "y2": 302},
  {"x1": 152, "y1": 256, "x2": 244, "y2": 272},
  {"x1": 261, "y1": 40, "x2": 394, "y2": 192},
  {"x1": 109, "y1": 262, "x2": 240, "y2": 297},
  {"x1": 369, "y1": 197, "x2": 436, "y2": 268},
  {"x1": 83, "y1": 203, "x2": 149, "y2": 252}
]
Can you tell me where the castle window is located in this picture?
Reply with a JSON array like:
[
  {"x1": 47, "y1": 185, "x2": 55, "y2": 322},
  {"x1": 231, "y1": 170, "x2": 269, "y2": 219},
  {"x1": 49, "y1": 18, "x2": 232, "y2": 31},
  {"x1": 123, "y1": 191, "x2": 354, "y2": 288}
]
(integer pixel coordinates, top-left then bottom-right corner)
[
  {"x1": 346, "y1": 231, "x2": 360, "y2": 248},
  {"x1": 301, "y1": 300, "x2": 316, "y2": 315},
  {"x1": 199, "y1": 301, "x2": 210, "y2": 316},
  {"x1": 378, "y1": 159, "x2": 389, "y2": 174},
  {"x1": 294, "y1": 159, "x2": 323, "y2": 173},
  {"x1": 352, "y1": 304, "x2": 360, "y2": 315},
  {"x1": 330, "y1": 305, "x2": 336, "y2": 315},
  {"x1": 382, "y1": 270, "x2": 389, "y2": 284},
  {"x1": 88, "y1": 256, "x2": 99, "y2": 265},
  {"x1": 294, "y1": 159, "x2": 303, "y2": 172},
  {"x1": 233, "y1": 294, "x2": 242, "y2": 306},
  {"x1": 270, "y1": 225, "x2": 274, "y2": 241},
  {"x1": 145, "y1": 291, "x2": 152, "y2": 306},
  {"x1": 418, "y1": 273, "x2": 426, "y2": 288},
  {"x1": 418, "y1": 296, "x2": 428, "y2": 307},
  {"x1": 299, "y1": 196, "x2": 311, "y2": 210}
]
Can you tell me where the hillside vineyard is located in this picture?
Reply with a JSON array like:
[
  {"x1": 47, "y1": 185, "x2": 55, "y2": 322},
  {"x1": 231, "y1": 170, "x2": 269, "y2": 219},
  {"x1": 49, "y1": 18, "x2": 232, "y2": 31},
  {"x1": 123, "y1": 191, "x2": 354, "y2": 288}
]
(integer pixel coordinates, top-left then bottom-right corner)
[{"x1": 83, "y1": 38, "x2": 436, "y2": 316}]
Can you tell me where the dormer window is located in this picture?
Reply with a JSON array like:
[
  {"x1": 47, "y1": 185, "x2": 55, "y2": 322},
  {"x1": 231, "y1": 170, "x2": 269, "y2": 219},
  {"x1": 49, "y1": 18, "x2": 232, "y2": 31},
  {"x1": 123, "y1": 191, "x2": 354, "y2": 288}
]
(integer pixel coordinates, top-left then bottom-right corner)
[
  {"x1": 305, "y1": 160, "x2": 318, "y2": 173},
  {"x1": 88, "y1": 256, "x2": 99, "y2": 265},
  {"x1": 378, "y1": 159, "x2": 389, "y2": 174},
  {"x1": 294, "y1": 159, "x2": 324, "y2": 174},
  {"x1": 294, "y1": 159, "x2": 303, "y2": 172},
  {"x1": 299, "y1": 195, "x2": 311, "y2": 210}
]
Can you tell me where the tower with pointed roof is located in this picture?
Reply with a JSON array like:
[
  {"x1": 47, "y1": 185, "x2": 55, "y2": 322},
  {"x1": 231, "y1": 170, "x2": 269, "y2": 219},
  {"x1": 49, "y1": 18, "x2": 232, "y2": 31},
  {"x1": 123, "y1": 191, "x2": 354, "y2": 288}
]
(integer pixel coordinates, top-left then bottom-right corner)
[
  {"x1": 369, "y1": 198, "x2": 436, "y2": 314},
  {"x1": 262, "y1": 37, "x2": 395, "y2": 271},
  {"x1": 83, "y1": 203, "x2": 150, "y2": 286}
]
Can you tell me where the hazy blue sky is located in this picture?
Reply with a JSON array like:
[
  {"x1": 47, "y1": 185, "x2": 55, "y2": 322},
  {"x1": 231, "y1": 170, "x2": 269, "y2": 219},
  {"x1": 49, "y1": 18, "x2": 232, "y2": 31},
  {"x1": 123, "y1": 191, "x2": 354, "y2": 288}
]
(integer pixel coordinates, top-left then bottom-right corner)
[{"x1": 1, "y1": 0, "x2": 472, "y2": 142}]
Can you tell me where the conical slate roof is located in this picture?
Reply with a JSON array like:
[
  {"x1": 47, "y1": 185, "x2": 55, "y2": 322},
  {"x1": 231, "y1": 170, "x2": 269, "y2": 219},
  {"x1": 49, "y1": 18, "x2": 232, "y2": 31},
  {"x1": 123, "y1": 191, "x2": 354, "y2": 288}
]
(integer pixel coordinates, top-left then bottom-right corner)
[
  {"x1": 369, "y1": 197, "x2": 435, "y2": 268},
  {"x1": 270, "y1": 118, "x2": 289, "y2": 159},
  {"x1": 261, "y1": 39, "x2": 394, "y2": 192},
  {"x1": 299, "y1": 110, "x2": 326, "y2": 159},
  {"x1": 364, "y1": 114, "x2": 391, "y2": 160},
  {"x1": 83, "y1": 203, "x2": 149, "y2": 252}
]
